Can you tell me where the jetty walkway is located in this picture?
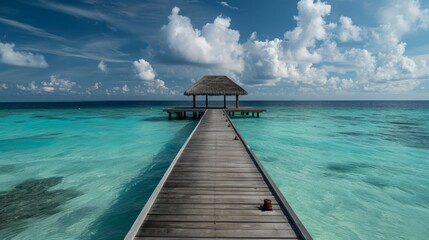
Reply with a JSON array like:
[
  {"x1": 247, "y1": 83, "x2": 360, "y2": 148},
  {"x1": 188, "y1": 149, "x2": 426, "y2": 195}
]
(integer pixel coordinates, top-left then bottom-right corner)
[{"x1": 126, "y1": 109, "x2": 312, "y2": 239}]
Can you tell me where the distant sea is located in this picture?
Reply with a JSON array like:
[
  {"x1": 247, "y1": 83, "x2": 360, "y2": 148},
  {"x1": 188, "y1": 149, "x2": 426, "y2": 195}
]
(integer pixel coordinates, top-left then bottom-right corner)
[{"x1": 1, "y1": 101, "x2": 428, "y2": 240}]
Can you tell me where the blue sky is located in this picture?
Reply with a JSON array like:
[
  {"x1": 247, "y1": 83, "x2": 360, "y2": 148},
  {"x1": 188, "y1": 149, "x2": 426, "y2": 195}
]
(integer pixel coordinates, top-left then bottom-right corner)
[{"x1": 0, "y1": 0, "x2": 429, "y2": 101}]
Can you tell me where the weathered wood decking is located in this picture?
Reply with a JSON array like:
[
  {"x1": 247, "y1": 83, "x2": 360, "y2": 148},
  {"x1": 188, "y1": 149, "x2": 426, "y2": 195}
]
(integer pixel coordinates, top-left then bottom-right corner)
[{"x1": 125, "y1": 109, "x2": 312, "y2": 240}]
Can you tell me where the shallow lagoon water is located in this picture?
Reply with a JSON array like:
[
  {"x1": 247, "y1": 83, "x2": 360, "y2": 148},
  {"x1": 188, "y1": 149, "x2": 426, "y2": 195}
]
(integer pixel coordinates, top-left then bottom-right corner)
[
  {"x1": 0, "y1": 104, "x2": 196, "y2": 239},
  {"x1": 233, "y1": 101, "x2": 429, "y2": 240},
  {"x1": 1, "y1": 101, "x2": 428, "y2": 240}
]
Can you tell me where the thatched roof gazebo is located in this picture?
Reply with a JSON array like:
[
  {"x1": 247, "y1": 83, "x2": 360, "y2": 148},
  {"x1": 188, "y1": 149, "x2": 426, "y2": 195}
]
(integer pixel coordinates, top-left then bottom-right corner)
[
  {"x1": 163, "y1": 76, "x2": 264, "y2": 119},
  {"x1": 184, "y1": 75, "x2": 247, "y2": 108}
]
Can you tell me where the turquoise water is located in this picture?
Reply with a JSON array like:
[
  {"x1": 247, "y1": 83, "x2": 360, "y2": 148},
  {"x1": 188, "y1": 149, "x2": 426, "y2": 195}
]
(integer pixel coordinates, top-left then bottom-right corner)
[
  {"x1": 233, "y1": 102, "x2": 429, "y2": 240},
  {"x1": 1, "y1": 101, "x2": 429, "y2": 240},
  {"x1": 0, "y1": 105, "x2": 197, "y2": 239}
]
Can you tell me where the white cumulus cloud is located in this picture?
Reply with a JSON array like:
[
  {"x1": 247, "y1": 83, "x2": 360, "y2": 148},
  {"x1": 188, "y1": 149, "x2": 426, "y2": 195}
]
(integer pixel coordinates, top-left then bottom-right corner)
[
  {"x1": 41, "y1": 75, "x2": 76, "y2": 92},
  {"x1": 86, "y1": 82, "x2": 102, "y2": 94},
  {"x1": 337, "y1": 16, "x2": 362, "y2": 42},
  {"x1": 132, "y1": 58, "x2": 175, "y2": 94},
  {"x1": 122, "y1": 84, "x2": 129, "y2": 93},
  {"x1": 133, "y1": 59, "x2": 156, "y2": 81},
  {"x1": 155, "y1": 79, "x2": 167, "y2": 89},
  {"x1": 242, "y1": 36, "x2": 288, "y2": 85},
  {"x1": 16, "y1": 75, "x2": 76, "y2": 93},
  {"x1": 105, "y1": 84, "x2": 131, "y2": 95},
  {"x1": 0, "y1": 42, "x2": 48, "y2": 68},
  {"x1": 16, "y1": 81, "x2": 38, "y2": 92},
  {"x1": 380, "y1": 0, "x2": 429, "y2": 36},
  {"x1": 283, "y1": 0, "x2": 331, "y2": 63},
  {"x1": 161, "y1": 6, "x2": 243, "y2": 72},
  {"x1": 241, "y1": 0, "x2": 333, "y2": 86},
  {"x1": 98, "y1": 60, "x2": 107, "y2": 72}
]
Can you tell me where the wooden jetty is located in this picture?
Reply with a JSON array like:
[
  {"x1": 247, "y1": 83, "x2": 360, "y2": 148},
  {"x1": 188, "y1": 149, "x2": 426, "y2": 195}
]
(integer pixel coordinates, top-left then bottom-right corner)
[
  {"x1": 125, "y1": 109, "x2": 312, "y2": 239},
  {"x1": 163, "y1": 107, "x2": 266, "y2": 120}
]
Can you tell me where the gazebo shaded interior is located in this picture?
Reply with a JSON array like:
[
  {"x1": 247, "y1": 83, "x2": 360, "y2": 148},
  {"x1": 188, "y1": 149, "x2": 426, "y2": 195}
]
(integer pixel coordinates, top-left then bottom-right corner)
[{"x1": 184, "y1": 75, "x2": 247, "y2": 108}]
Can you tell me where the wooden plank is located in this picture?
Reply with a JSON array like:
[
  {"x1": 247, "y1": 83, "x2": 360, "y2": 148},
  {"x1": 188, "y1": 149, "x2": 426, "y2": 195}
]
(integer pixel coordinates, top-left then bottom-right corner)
[
  {"x1": 168, "y1": 174, "x2": 263, "y2": 178},
  {"x1": 171, "y1": 167, "x2": 259, "y2": 173},
  {"x1": 160, "y1": 191, "x2": 271, "y2": 196},
  {"x1": 168, "y1": 172, "x2": 263, "y2": 178},
  {"x1": 137, "y1": 238, "x2": 295, "y2": 240},
  {"x1": 141, "y1": 221, "x2": 292, "y2": 230},
  {"x1": 178, "y1": 158, "x2": 252, "y2": 161},
  {"x1": 161, "y1": 187, "x2": 272, "y2": 192},
  {"x1": 149, "y1": 208, "x2": 285, "y2": 216},
  {"x1": 146, "y1": 214, "x2": 289, "y2": 223},
  {"x1": 175, "y1": 162, "x2": 256, "y2": 167},
  {"x1": 164, "y1": 179, "x2": 265, "y2": 184},
  {"x1": 151, "y1": 203, "x2": 281, "y2": 210},
  {"x1": 154, "y1": 198, "x2": 278, "y2": 205},
  {"x1": 163, "y1": 183, "x2": 268, "y2": 188},
  {"x1": 137, "y1": 228, "x2": 214, "y2": 238},
  {"x1": 157, "y1": 195, "x2": 275, "y2": 200},
  {"x1": 216, "y1": 229, "x2": 297, "y2": 239},
  {"x1": 137, "y1": 238, "x2": 294, "y2": 240},
  {"x1": 137, "y1": 228, "x2": 296, "y2": 238},
  {"x1": 165, "y1": 179, "x2": 266, "y2": 184}
]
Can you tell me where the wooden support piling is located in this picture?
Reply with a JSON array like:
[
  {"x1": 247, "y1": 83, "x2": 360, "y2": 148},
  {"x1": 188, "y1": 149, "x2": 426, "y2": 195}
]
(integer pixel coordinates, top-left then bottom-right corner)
[{"x1": 193, "y1": 95, "x2": 196, "y2": 108}]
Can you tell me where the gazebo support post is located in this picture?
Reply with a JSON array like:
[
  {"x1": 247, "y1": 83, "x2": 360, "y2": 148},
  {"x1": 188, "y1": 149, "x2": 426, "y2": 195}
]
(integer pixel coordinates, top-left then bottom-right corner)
[
  {"x1": 224, "y1": 95, "x2": 226, "y2": 108},
  {"x1": 235, "y1": 95, "x2": 239, "y2": 108},
  {"x1": 193, "y1": 95, "x2": 197, "y2": 118},
  {"x1": 205, "y1": 95, "x2": 208, "y2": 108}
]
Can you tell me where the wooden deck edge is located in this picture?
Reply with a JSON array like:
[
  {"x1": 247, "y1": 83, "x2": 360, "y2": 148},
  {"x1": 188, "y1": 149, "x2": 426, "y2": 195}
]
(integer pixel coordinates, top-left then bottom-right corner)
[
  {"x1": 224, "y1": 110, "x2": 313, "y2": 240},
  {"x1": 162, "y1": 107, "x2": 266, "y2": 112},
  {"x1": 124, "y1": 110, "x2": 208, "y2": 240},
  {"x1": 225, "y1": 109, "x2": 267, "y2": 112},
  {"x1": 162, "y1": 108, "x2": 207, "y2": 112}
]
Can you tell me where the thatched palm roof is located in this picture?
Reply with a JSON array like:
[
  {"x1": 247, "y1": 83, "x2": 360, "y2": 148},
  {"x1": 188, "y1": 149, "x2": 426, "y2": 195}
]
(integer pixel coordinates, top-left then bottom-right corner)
[{"x1": 184, "y1": 75, "x2": 247, "y2": 96}]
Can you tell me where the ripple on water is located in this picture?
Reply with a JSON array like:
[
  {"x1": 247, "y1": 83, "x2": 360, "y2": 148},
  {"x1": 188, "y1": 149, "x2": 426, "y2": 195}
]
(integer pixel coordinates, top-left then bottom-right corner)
[
  {"x1": 326, "y1": 162, "x2": 375, "y2": 173},
  {"x1": 0, "y1": 165, "x2": 17, "y2": 174},
  {"x1": 381, "y1": 121, "x2": 429, "y2": 150},
  {"x1": 332, "y1": 116, "x2": 365, "y2": 121},
  {"x1": 338, "y1": 131, "x2": 369, "y2": 137},
  {"x1": 0, "y1": 133, "x2": 62, "y2": 142}
]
